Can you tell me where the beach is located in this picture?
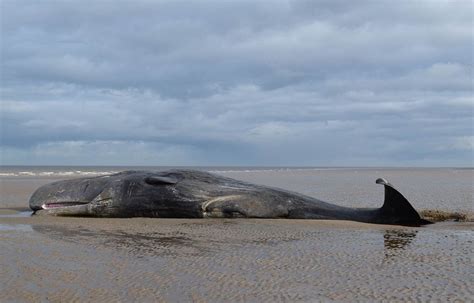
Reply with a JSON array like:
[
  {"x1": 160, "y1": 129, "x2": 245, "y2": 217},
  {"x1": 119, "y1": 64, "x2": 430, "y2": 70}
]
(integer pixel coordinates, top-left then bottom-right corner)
[{"x1": 1, "y1": 167, "x2": 473, "y2": 302}]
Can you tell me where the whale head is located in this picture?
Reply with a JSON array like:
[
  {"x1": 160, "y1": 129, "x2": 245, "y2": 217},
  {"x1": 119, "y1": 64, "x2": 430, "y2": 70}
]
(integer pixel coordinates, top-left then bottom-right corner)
[{"x1": 29, "y1": 171, "x2": 186, "y2": 217}]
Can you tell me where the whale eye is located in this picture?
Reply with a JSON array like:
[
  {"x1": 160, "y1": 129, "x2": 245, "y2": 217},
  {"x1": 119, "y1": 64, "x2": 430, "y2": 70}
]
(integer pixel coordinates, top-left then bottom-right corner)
[{"x1": 144, "y1": 175, "x2": 179, "y2": 185}]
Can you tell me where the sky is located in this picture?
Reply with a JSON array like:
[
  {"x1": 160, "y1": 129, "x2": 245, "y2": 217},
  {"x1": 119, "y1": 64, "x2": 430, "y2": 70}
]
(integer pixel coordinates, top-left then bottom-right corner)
[{"x1": 1, "y1": 0, "x2": 472, "y2": 167}]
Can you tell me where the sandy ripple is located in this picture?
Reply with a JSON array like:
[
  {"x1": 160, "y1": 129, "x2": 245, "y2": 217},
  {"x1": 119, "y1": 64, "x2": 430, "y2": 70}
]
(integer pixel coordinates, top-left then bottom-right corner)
[{"x1": 1, "y1": 216, "x2": 473, "y2": 302}]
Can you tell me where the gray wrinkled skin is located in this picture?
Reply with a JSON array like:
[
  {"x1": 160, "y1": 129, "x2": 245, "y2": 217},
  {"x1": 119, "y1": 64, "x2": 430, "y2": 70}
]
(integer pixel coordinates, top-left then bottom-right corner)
[{"x1": 29, "y1": 170, "x2": 430, "y2": 226}]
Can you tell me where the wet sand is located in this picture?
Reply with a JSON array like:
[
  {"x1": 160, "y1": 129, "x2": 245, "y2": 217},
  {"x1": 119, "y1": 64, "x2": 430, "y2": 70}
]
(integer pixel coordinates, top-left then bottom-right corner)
[{"x1": 1, "y1": 209, "x2": 472, "y2": 302}]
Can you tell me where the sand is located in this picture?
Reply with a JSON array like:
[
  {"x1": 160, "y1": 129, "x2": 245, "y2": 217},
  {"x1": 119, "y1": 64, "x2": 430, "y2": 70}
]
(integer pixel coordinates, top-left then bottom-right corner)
[{"x1": 1, "y1": 209, "x2": 472, "y2": 302}]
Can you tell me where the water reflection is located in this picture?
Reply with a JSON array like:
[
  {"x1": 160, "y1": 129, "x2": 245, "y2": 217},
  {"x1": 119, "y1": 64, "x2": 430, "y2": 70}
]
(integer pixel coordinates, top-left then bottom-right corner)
[
  {"x1": 383, "y1": 229, "x2": 417, "y2": 259},
  {"x1": 31, "y1": 225, "x2": 208, "y2": 257}
]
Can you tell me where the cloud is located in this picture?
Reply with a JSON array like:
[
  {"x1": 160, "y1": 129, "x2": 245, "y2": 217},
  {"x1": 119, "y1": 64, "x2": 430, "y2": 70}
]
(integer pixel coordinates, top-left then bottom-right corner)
[{"x1": 1, "y1": 0, "x2": 472, "y2": 166}]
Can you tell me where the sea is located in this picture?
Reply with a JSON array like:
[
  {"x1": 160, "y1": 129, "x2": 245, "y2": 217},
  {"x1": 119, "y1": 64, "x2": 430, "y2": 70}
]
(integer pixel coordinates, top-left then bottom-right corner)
[{"x1": 1, "y1": 166, "x2": 472, "y2": 214}]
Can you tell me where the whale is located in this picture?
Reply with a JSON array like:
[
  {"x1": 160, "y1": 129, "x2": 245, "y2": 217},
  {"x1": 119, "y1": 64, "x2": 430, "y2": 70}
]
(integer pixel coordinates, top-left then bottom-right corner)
[{"x1": 29, "y1": 169, "x2": 431, "y2": 226}]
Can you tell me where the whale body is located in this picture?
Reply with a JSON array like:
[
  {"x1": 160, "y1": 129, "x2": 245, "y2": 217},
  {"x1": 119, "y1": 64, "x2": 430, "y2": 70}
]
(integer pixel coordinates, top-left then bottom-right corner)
[{"x1": 29, "y1": 169, "x2": 431, "y2": 226}]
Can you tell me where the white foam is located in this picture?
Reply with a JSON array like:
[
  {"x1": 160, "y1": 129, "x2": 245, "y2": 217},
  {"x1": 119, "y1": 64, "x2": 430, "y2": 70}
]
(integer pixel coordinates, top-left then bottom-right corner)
[
  {"x1": 0, "y1": 170, "x2": 119, "y2": 178},
  {"x1": 208, "y1": 168, "x2": 344, "y2": 174},
  {"x1": 18, "y1": 171, "x2": 36, "y2": 176},
  {"x1": 0, "y1": 173, "x2": 16, "y2": 176}
]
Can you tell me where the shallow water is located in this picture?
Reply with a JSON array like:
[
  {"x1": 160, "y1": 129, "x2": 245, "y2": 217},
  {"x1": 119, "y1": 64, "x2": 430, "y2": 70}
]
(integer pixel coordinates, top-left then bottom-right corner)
[
  {"x1": 0, "y1": 211, "x2": 33, "y2": 218},
  {"x1": 0, "y1": 223, "x2": 33, "y2": 232}
]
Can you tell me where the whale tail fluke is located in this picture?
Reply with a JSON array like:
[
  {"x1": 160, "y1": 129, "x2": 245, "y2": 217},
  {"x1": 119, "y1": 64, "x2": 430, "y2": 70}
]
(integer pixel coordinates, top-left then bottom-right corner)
[{"x1": 375, "y1": 178, "x2": 432, "y2": 226}]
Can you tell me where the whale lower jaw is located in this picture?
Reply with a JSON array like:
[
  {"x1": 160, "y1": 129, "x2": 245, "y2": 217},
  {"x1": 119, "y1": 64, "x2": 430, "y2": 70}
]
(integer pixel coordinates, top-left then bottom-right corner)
[
  {"x1": 42, "y1": 201, "x2": 90, "y2": 210},
  {"x1": 35, "y1": 202, "x2": 91, "y2": 216}
]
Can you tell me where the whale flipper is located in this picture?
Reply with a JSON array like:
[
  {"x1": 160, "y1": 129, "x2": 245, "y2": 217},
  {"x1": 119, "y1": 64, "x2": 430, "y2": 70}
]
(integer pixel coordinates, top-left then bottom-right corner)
[{"x1": 376, "y1": 178, "x2": 432, "y2": 225}]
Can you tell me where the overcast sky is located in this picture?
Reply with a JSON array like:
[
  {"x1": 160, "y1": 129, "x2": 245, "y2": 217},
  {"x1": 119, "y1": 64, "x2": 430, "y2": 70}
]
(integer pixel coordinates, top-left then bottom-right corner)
[{"x1": 1, "y1": 0, "x2": 472, "y2": 166}]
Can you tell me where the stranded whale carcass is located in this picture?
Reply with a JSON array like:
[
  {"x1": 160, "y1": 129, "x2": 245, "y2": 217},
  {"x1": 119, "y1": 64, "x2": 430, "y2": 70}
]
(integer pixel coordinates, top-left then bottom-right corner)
[{"x1": 29, "y1": 170, "x2": 431, "y2": 226}]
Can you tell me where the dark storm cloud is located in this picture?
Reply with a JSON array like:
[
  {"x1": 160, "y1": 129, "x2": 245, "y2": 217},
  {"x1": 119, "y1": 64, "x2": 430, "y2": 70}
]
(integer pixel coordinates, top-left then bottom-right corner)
[{"x1": 0, "y1": 0, "x2": 472, "y2": 166}]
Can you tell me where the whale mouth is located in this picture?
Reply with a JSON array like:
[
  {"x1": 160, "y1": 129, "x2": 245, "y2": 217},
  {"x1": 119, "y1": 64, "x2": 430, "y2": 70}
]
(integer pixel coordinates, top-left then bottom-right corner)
[{"x1": 42, "y1": 202, "x2": 90, "y2": 209}]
